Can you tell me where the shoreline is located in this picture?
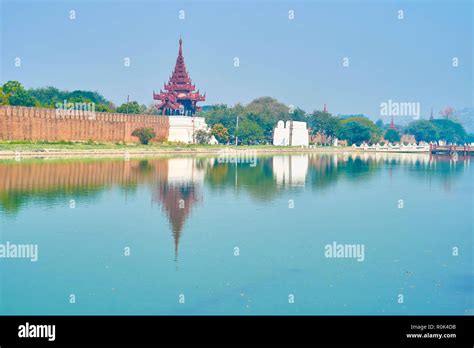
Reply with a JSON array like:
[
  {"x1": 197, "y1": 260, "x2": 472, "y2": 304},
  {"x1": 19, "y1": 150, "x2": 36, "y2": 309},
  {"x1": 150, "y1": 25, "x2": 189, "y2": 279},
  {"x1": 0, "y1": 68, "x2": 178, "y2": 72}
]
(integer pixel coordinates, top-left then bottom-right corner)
[
  {"x1": 0, "y1": 145, "x2": 434, "y2": 159},
  {"x1": 0, "y1": 146, "x2": 346, "y2": 158}
]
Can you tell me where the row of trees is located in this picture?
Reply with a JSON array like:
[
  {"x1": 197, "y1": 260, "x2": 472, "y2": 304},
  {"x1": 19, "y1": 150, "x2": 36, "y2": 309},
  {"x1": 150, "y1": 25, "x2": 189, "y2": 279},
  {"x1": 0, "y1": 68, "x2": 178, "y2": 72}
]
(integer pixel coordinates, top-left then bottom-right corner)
[
  {"x1": 307, "y1": 111, "x2": 473, "y2": 145},
  {"x1": 201, "y1": 97, "x2": 306, "y2": 145},
  {"x1": 2, "y1": 81, "x2": 471, "y2": 145},
  {"x1": 405, "y1": 119, "x2": 468, "y2": 144},
  {"x1": 203, "y1": 101, "x2": 472, "y2": 146},
  {"x1": 307, "y1": 111, "x2": 384, "y2": 145},
  {"x1": 0, "y1": 81, "x2": 156, "y2": 115}
]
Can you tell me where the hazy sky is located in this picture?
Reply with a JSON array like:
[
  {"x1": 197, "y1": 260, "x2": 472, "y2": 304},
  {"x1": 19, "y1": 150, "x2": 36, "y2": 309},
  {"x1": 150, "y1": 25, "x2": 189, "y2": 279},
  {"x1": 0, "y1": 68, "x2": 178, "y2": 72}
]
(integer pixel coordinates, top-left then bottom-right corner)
[{"x1": 1, "y1": 0, "x2": 472, "y2": 123}]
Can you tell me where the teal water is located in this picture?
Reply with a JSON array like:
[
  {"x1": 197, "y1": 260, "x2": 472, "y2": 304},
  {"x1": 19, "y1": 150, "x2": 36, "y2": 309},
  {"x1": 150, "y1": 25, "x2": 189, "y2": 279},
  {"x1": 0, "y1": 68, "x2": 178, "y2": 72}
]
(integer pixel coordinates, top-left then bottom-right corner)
[{"x1": 0, "y1": 153, "x2": 472, "y2": 315}]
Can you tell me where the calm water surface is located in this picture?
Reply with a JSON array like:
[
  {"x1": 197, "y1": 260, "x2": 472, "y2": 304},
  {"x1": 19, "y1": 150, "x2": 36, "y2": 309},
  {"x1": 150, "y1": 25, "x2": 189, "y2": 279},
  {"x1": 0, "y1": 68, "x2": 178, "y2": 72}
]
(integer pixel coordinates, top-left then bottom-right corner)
[{"x1": 0, "y1": 153, "x2": 472, "y2": 315}]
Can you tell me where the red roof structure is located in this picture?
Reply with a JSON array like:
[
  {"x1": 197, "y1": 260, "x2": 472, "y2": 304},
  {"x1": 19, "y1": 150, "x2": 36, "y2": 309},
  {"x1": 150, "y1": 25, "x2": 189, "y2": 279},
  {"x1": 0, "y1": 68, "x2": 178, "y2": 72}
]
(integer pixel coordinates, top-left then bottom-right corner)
[
  {"x1": 389, "y1": 115, "x2": 396, "y2": 129},
  {"x1": 153, "y1": 37, "x2": 206, "y2": 115}
]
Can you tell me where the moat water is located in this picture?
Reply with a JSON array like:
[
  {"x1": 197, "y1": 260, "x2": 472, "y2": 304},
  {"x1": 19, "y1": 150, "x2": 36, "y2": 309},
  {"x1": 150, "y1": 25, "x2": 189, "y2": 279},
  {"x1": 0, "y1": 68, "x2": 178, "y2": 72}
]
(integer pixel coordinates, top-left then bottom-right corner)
[{"x1": 0, "y1": 153, "x2": 472, "y2": 315}]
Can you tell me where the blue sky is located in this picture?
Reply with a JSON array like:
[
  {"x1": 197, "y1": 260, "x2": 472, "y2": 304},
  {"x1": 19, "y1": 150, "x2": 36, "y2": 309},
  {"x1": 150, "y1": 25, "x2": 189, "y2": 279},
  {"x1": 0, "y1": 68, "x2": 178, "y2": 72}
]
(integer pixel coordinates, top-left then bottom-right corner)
[{"x1": 1, "y1": 0, "x2": 472, "y2": 123}]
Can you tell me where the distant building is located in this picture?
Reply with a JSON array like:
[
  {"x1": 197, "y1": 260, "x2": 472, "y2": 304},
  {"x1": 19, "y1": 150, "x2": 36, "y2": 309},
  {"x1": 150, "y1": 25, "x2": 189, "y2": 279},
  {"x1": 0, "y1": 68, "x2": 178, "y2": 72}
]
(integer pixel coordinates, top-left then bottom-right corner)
[
  {"x1": 400, "y1": 134, "x2": 416, "y2": 144},
  {"x1": 273, "y1": 120, "x2": 309, "y2": 146},
  {"x1": 309, "y1": 132, "x2": 347, "y2": 146},
  {"x1": 309, "y1": 131, "x2": 330, "y2": 145}
]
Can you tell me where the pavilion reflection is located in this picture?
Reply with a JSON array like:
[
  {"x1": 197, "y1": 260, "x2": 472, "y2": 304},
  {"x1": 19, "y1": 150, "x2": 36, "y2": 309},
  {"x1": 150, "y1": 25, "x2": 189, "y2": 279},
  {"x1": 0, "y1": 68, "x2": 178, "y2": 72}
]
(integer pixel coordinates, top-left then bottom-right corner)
[{"x1": 152, "y1": 158, "x2": 204, "y2": 260}]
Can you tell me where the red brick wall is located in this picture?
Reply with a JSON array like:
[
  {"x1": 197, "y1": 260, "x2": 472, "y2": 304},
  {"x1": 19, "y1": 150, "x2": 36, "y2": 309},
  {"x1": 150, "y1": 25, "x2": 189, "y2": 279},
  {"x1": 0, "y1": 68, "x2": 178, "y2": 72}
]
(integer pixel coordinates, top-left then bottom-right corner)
[{"x1": 0, "y1": 106, "x2": 169, "y2": 143}]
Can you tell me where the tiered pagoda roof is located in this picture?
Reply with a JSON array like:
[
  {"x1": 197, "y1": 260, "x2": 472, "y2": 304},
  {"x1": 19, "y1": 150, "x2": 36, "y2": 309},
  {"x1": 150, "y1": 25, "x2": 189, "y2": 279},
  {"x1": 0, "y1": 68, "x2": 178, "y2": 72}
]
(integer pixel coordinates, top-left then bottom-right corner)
[{"x1": 154, "y1": 37, "x2": 205, "y2": 116}]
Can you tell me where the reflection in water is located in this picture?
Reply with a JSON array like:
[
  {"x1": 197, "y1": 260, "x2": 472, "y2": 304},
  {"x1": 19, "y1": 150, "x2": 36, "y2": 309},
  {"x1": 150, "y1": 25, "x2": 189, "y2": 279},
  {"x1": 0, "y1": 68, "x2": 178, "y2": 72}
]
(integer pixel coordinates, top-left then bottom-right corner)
[
  {"x1": 273, "y1": 155, "x2": 308, "y2": 187},
  {"x1": 152, "y1": 158, "x2": 204, "y2": 260},
  {"x1": 0, "y1": 153, "x2": 470, "y2": 258}
]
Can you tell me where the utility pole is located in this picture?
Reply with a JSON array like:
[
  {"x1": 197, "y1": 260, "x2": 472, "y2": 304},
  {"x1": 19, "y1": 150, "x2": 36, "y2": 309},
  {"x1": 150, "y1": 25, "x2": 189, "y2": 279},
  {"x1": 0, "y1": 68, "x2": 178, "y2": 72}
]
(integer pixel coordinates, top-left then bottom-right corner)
[
  {"x1": 289, "y1": 120, "x2": 293, "y2": 146},
  {"x1": 235, "y1": 115, "x2": 239, "y2": 146},
  {"x1": 126, "y1": 95, "x2": 130, "y2": 114},
  {"x1": 192, "y1": 112, "x2": 195, "y2": 144}
]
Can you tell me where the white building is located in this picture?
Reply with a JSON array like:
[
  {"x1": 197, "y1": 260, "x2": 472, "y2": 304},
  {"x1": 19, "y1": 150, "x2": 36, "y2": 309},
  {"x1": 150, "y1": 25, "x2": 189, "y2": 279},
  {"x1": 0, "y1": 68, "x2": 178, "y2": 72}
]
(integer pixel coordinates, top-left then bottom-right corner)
[
  {"x1": 273, "y1": 120, "x2": 309, "y2": 146},
  {"x1": 168, "y1": 116, "x2": 216, "y2": 144}
]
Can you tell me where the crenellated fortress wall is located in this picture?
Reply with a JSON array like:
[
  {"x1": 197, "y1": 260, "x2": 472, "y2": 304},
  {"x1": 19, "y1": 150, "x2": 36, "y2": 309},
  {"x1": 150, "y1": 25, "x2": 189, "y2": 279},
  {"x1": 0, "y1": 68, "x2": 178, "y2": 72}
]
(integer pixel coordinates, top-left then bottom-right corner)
[{"x1": 0, "y1": 106, "x2": 169, "y2": 143}]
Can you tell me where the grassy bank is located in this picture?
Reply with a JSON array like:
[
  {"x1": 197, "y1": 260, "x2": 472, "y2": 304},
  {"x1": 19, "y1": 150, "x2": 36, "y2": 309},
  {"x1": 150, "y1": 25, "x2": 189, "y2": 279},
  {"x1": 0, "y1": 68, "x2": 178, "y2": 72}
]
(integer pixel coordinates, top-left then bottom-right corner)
[
  {"x1": 0, "y1": 140, "x2": 224, "y2": 151},
  {"x1": 0, "y1": 140, "x2": 347, "y2": 157}
]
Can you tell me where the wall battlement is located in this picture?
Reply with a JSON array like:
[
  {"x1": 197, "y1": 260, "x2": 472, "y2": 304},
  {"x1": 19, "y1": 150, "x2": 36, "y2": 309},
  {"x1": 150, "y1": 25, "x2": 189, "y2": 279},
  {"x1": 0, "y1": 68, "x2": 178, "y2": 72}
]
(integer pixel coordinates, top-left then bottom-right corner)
[{"x1": 0, "y1": 106, "x2": 169, "y2": 143}]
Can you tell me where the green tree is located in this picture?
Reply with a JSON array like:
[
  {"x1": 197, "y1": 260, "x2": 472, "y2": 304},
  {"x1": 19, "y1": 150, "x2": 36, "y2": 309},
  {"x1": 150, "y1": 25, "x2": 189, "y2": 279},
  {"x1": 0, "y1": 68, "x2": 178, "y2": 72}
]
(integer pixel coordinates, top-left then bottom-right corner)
[
  {"x1": 2, "y1": 81, "x2": 23, "y2": 95},
  {"x1": 201, "y1": 104, "x2": 244, "y2": 144},
  {"x1": 0, "y1": 86, "x2": 9, "y2": 105},
  {"x1": 116, "y1": 101, "x2": 145, "y2": 114},
  {"x1": 28, "y1": 86, "x2": 115, "y2": 110},
  {"x1": 131, "y1": 127, "x2": 156, "y2": 145},
  {"x1": 384, "y1": 129, "x2": 401, "y2": 143},
  {"x1": 28, "y1": 86, "x2": 66, "y2": 107},
  {"x1": 308, "y1": 110, "x2": 340, "y2": 144},
  {"x1": 195, "y1": 129, "x2": 211, "y2": 144},
  {"x1": 406, "y1": 120, "x2": 438, "y2": 142},
  {"x1": 337, "y1": 117, "x2": 381, "y2": 144},
  {"x1": 238, "y1": 119, "x2": 265, "y2": 145},
  {"x1": 67, "y1": 96, "x2": 95, "y2": 105},
  {"x1": 290, "y1": 107, "x2": 307, "y2": 122},
  {"x1": 431, "y1": 119, "x2": 467, "y2": 143},
  {"x1": 211, "y1": 123, "x2": 229, "y2": 144},
  {"x1": 9, "y1": 89, "x2": 37, "y2": 106},
  {"x1": 67, "y1": 90, "x2": 110, "y2": 105},
  {"x1": 245, "y1": 97, "x2": 306, "y2": 142},
  {"x1": 2, "y1": 81, "x2": 38, "y2": 106},
  {"x1": 337, "y1": 120, "x2": 372, "y2": 145},
  {"x1": 245, "y1": 96, "x2": 290, "y2": 121},
  {"x1": 95, "y1": 103, "x2": 115, "y2": 113}
]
